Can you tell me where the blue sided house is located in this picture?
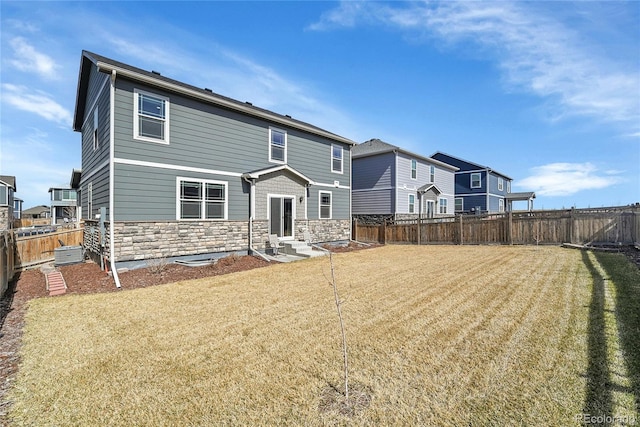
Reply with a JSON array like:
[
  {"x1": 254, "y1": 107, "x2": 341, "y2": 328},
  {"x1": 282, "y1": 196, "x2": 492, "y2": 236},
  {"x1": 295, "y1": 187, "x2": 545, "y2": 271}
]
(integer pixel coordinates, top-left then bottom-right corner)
[{"x1": 431, "y1": 152, "x2": 535, "y2": 214}]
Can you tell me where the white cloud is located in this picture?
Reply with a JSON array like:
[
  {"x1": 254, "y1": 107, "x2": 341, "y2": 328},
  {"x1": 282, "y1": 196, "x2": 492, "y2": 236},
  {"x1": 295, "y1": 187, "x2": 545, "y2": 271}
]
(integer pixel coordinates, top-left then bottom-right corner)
[
  {"x1": 516, "y1": 163, "x2": 623, "y2": 196},
  {"x1": 310, "y1": 1, "x2": 640, "y2": 132},
  {"x1": 1, "y1": 84, "x2": 72, "y2": 126},
  {"x1": 8, "y1": 37, "x2": 60, "y2": 79}
]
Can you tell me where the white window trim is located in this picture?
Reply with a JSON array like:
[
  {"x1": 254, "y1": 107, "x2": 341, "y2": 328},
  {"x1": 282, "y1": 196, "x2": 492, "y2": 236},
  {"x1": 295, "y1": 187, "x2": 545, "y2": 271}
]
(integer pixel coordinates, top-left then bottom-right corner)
[
  {"x1": 319, "y1": 190, "x2": 332, "y2": 219},
  {"x1": 93, "y1": 107, "x2": 99, "y2": 151},
  {"x1": 498, "y1": 177, "x2": 504, "y2": 191},
  {"x1": 455, "y1": 197, "x2": 464, "y2": 212},
  {"x1": 408, "y1": 194, "x2": 415, "y2": 214},
  {"x1": 176, "y1": 177, "x2": 228, "y2": 221},
  {"x1": 133, "y1": 89, "x2": 170, "y2": 144},
  {"x1": 268, "y1": 127, "x2": 287, "y2": 164},
  {"x1": 331, "y1": 144, "x2": 344, "y2": 174},
  {"x1": 410, "y1": 159, "x2": 417, "y2": 180},
  {"x1": 507, "y1": 181, "x2": 511, "y2": 193},
  {"x1": 499, "y1": 198, "x2": 505, "y2": 212},
  {"x1": 439, "y1": 197, "x2": 448, "y2": 214},
  {"x1": 87, "y1": 182, "x2": 93, "y2": 220},
  {"x1": 471, "y1": 172, "x2": 482, "y2": 189}
]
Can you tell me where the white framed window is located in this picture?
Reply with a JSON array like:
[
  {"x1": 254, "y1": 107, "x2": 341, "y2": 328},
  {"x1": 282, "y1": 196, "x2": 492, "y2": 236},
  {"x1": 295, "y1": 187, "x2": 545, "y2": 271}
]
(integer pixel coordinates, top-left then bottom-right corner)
[
  {"x1": 439, "y1": 197, "x2": 448, "y2": 214},
  {"x1": 471, "y1": 173, "x2": 481, "y2": 189},
  {"x1": 430, "y1": 165, "x2": 435, "y2": 183},
  {"x1": 134, "y1": 89, "x2": 169, "y2": 144},
  {"x1": 499, "y1": 199, "x2": 505, "y2": 212},
  {"x1": 455, "y1": 198, "x2": 463, "y2": 212},
  {"x1": 319, "y1": 191, "x2": 332, "y2": 219},
  {"x1": 93, "y1": 107, "x2": 99, "y2": 151},
  {"x1": 498, "y1": 177, "x2": 504, "y2": 191},
  {"x1": 507, "y1": 181, "x2": 511, "y2": 193},
  {"x1": 411, "y1": 159, "x2": 417, "y2": 179},
  {"x1": 408, "y1": 194, "x2": 415, "y2": 213},
  {"x1": 269, "y1": 127, "x2": 287, "y2": 163},
  {"x1": 177, "y1": 177, "x2": 227, "y2": 220},
  {"x1": 331, "y1": 144, "x2": 343, "y2": 173}
]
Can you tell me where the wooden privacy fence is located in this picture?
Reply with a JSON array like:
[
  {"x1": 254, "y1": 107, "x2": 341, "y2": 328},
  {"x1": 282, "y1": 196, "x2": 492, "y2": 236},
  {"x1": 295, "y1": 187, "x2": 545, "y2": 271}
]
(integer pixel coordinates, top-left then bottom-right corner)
[
  {"x1": 353, "y1": 207, "x2": 640, "y2": 246},
  {"x1": 14, "y1": 228, "x2": 84, "y2": 270},
  {"x1": 1, "y1": 231, "x2": 16, "y2": 296}
]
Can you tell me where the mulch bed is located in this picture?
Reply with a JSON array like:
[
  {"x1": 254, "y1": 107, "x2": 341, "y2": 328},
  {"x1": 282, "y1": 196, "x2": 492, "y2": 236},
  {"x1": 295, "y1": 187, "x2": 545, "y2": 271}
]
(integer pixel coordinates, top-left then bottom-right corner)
[{"x1": 0, "y1": 243, "x2": 377, "y2": 424}]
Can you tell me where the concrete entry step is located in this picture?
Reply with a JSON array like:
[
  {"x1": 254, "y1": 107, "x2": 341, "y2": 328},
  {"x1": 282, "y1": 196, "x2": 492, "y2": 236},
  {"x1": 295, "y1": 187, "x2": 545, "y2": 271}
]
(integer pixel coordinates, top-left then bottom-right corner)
[{"x1": 281, "y1": 241, "x2": 325, "y2": 258}]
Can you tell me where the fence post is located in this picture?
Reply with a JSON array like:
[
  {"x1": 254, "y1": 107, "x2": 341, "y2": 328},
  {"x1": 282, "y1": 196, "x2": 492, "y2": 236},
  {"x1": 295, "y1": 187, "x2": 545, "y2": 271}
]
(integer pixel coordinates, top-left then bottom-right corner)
[
  {"x1": 417, "y1": 216, "x2": 421, "y2": 246},
  {"x1": 458, "y1": 215, "x2": 463, "y2": 245},
  {"x1": 352, "y1": 218, "x2": 357, "y2": 241},
  {"x1": 508, "y1": 211, "x2": 513, "y2": 245},
  {"x1": 569, "y1": 208, "x2": 575, "y2": 244},
  {"x1": 381, "y1": 220, "x2": 387, "y2": 244}
]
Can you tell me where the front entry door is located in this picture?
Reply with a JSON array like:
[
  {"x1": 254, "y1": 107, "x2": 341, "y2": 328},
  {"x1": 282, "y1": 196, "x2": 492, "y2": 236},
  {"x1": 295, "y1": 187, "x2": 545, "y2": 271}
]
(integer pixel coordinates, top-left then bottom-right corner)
[{"x1": 270, "y1": 197, "x2": 294, "y2": 238}]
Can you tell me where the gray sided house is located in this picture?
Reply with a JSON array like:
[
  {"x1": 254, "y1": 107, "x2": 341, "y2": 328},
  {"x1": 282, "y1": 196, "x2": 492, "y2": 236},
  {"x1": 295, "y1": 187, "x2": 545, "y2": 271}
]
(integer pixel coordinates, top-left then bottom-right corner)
[
  {"x1": 73, "y1": 51, "x2": 355, "y2": 264},
  {"x1": 48, "y1": 186, "x2": 79, "y2": 225},
  {"x1": 0, "y1": 175, "x2": 17, "y2": 230},
  {"x1": 431, "y1": 152, "x2": 535, "y2": 214},
  {"x1": 352, "y1": 139, "x2": 458, "y2": 221}
]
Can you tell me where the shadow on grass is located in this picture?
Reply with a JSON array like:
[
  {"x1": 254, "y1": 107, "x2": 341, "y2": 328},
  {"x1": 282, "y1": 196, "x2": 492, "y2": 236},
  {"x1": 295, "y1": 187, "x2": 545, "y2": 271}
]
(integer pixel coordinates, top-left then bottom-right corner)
[
  {"x1": 593, "y1": 251, "x2": 640, "y2": 415},
  {"x1": 581, "y1": 250, "x2": 613, "y2": 419},
  {"x1": 0, "y1": 271, "x2": 20, "y2": 338}
]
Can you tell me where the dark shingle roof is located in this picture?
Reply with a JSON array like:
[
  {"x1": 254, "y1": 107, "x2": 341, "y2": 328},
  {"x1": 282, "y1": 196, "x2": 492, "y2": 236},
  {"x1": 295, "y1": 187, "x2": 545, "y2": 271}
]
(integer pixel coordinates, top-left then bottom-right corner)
[
  {"x1": 74, "y1": 51, "x2": 355, "y2": 146},
  {"x1": 0, "y1": 175, "x2": 16, "y2": 191},
  {"x1": 353, "y1": 139, "x2": 458, "y2": 171}
]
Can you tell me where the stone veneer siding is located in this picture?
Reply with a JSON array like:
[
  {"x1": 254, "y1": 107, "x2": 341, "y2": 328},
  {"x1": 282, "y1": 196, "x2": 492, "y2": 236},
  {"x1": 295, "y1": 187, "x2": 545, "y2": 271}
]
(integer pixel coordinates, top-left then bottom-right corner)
[
  {"x1": 111, "y1": 221, "x2": 249, "y2": 262},
  {"x1": 0, "y1": 206, "x2": 9, "y2": 231},
  {"x1": 251, "y1": 219, "x2": 351, "y2": 249},
  {"x1": 84, "y1": 218, "x2": 350, "y2": 262}
]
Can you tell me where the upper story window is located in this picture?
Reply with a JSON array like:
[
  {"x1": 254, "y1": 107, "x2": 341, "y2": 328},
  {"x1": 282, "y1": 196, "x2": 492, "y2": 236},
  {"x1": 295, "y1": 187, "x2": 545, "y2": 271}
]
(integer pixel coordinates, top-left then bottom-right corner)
[
  {"x1": 52, "y1": 189, "x2": 77, "y2": 201},
  {"x1": 499, "y1": 198, "x2": 505, "y2": 212},
  {"x1": 411, "y1": 159, "x2": 417, "y2": 179},
  {"x1": 269, "y1": 128, "x2": 287, "y2": 163},
  {"x1": 471, "y1": 173, "x2": 482, "y2": 189},
  {"x1": 178, "y1": 178, "x2": 227, "y2": 220},
  {"x1": 408, "y1": 194, "x2": 415, "y2": 213},
  {"x1": 430, "y1": 165, "x2": 435, "y2": 183},
  {"x1": 319, "y1": 191, "x2": 332, "y2": 219},
  {"x1": 93, "y1": 108, "x2": 99, "y2": 151},
  {"x1": 134, "y1": 89, "x2": 169, "y2": 144},
  {"x1": 498, "y1": 177, "x2": 504, "y2": 191},
  {"x1": 332, "y1": 145, "x2": 343, "y2": 174},
  {"x1": 507, "y1": 181, "x2": 511, "y2": 193}
]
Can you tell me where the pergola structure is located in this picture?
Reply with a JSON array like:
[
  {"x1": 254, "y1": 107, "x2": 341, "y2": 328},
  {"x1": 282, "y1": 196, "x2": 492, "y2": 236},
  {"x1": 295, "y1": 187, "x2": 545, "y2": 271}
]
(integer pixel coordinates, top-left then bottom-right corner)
[{"x1": 505, "y1": 192, "x2": 536, "y2": 211}]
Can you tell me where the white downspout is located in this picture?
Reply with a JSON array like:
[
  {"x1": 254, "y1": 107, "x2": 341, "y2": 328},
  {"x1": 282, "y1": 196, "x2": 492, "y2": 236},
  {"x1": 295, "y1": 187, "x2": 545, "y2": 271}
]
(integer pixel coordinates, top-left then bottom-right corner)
[
  {"x1": 243, "y1": 175, "x2": 270, "y2": 262},
  {"x1": 109, "y1": 70, "x2": 121, "y2": 288}
]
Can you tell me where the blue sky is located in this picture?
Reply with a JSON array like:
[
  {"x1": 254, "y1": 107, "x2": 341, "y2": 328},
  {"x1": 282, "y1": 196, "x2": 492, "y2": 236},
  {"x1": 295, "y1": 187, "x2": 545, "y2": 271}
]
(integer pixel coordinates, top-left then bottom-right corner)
[{"x1": 1, "y1": 1, "x2": 638, "y2": 211}]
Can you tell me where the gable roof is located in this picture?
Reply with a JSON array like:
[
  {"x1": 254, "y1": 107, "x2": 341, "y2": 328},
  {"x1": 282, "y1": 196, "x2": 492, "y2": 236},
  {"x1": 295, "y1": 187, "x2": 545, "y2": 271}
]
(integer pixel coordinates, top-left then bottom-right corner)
[
  {"x1": 73, "y1": 51, "x2": 355, "y2": 146},
  {"x1": 242, "y1": 164, "x2": 313, "y2": 184},
  {"x1": 0, "y1": 175, "x2": 17, "y2": 191},
  {"x1": 353, "y1": 139, "x2": 458, "y2": 171},
  {"x1": 431, "y1": 151, "x2": 512, "y2": 180},
  {"x1": 22, "y1": 205, "x2": 49, "y2": 215}
]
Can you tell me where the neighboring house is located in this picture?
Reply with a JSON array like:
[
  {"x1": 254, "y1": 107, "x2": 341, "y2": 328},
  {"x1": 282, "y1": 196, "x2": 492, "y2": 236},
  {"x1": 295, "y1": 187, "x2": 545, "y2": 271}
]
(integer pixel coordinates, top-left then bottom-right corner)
[
  {"x1": 0, "y1": 175, "x2": 17, "y2": 230},
  {"x1": 431, "y1": 152, "x2": 535, "y2": 214},
  {"x1": 48, "y1": 187, "x2": 79, "y2": 225},
  {"x1": 22, "y1": 205, "x2": 50, "y2": 219},
  {"x1": 72, "y1": 51, "x2": 355, "y2": 264},
  {"x1": 13, "y1": 197, "x2": 23, "y2": 220},
  {"x1": 352, "y1": 139, "x2": 458, "y2": 221}
]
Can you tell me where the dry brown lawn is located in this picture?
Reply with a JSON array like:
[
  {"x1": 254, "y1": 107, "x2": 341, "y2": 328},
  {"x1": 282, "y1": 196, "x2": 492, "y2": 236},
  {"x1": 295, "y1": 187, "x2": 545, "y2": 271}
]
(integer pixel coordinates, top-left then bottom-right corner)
[{"x1": 7, "y1": 245, "x2": 637, "y2": 426}]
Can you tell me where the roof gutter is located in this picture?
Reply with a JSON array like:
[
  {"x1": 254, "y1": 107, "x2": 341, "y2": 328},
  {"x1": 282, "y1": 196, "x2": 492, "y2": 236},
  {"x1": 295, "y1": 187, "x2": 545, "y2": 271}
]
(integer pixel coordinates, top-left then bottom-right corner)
[{"x1": 95, "y1": 61, "x2": 356, "y2": 147}]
